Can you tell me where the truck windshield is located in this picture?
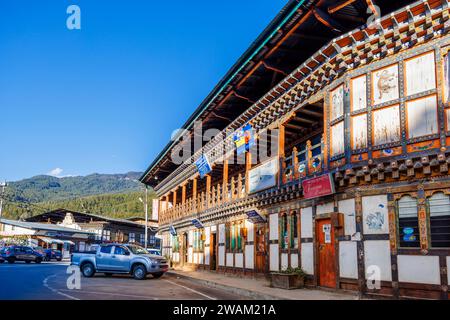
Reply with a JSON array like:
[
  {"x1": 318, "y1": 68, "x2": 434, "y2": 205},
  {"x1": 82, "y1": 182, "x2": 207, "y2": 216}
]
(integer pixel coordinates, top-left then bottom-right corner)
[{"x1": 126, "y1": 245, "x2": 148, "y2": 255}]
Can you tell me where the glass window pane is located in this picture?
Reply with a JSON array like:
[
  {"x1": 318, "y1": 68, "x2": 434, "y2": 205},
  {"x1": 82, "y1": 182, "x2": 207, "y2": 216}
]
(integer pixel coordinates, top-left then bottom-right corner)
[
  {"x1": 429, "y1": 193, "x2": 450, "y2": 248},
  {"x1": 398, "y1": 196, "x2": 420, "y2": 248}
]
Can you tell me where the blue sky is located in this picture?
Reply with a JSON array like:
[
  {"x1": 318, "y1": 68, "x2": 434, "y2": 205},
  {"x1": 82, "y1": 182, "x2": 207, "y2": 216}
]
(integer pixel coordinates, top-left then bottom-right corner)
[{"x1": 0, "y1": 0, "x2": 288, "y2": 181}]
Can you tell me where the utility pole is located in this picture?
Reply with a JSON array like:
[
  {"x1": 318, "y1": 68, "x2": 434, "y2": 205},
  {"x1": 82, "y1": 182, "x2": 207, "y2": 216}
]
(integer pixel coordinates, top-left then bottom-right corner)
[
  {"x1": 0, "y1": 182, "x2": 6, "y2": 219},
  {"x1": 139, "y1": 186, "x2": 149, "y2": 249}
]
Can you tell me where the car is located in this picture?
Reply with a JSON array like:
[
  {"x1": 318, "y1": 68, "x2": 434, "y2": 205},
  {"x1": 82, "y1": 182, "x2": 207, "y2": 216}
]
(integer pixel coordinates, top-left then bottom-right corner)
[
  {"x1": 44, "y1": 249, "x2": 62, "y2": 261},
  {"x1": 146, "y1": 248, "x2": 161, "y2": 256},
  {"x1": 71, "y1": 243, "x2": 168, "y2": 280},
  {"x1": 0, "y1": 248, "x2": 5, "y2": 264},
  {"x1": 1, "y1": 246, "x2": 43, "y2": 264},
  {"x1": 33, "y1": 246, "x2": 46, "y2": 257}
]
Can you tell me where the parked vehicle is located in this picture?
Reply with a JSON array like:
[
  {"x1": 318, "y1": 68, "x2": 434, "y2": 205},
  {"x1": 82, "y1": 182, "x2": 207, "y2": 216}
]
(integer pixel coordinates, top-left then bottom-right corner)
[
  {"x1": 71, "y1": 243, "x2": 168, "y2": 280},
  {"x1": 0, "y1": 248, "x2": 5, "y2": 263},
  {"x1": 146, "y1": 248, "x2": 161, "y2": 256},
  {"x1": 44, "y1": 249, "x2": 62, "y2": 261},
  {"x1": 33, "y1": 246, "x2": 46, "y2": 257},
  {"x1": 1, "y1": 246, "x2": 43, "y2": 264}
]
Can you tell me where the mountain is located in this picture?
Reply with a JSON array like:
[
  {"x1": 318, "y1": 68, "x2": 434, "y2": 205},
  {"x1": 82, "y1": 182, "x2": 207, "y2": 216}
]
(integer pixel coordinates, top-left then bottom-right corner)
[{"x1": 1, "y1": 172, "x2": 154, "y2": 220}]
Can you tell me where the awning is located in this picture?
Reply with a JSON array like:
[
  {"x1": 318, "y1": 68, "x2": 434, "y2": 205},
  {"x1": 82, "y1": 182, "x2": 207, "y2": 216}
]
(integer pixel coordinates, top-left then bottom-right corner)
[
  {"x1": 64, "y1": 240, "x2": 75, "y2": 245},
  {"x1": 38, "y1": 236, "x2": 64, "y2": 244}
]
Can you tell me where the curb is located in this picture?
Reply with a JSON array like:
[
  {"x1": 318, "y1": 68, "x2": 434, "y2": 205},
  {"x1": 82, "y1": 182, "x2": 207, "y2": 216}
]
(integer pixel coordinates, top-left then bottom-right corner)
[{"x1": 167, "y1": 271, "x2": 289, "y2": 300}]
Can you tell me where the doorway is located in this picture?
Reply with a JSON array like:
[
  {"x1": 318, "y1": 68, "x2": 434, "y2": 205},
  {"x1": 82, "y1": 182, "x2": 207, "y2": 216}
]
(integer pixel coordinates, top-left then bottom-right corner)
[
  {"x1": 255, "y1": 224, "x2": 266, "y2": 273},
  {"x1": 316, "y1": 218, "x2": 336, "y2": 288},
  {"x1": 210, "y1": 232, "x2": 217, "y2": 270},
  {"x1": 183, "y1": 232, "x2": 188, "y2": 265}
]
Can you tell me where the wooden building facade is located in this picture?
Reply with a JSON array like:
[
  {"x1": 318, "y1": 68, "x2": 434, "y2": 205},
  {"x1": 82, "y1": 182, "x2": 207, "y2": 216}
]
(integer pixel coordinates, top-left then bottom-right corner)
[{"x1": 141, "y1": 0, "x2": 450, "y2": 299}]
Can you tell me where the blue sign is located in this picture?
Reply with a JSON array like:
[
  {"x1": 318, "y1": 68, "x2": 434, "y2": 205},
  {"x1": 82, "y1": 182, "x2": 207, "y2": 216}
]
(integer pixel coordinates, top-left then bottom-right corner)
[
  {"x1": 195, "y1": 154, "x2": 212, "y2": 179},
  {"x1": 233, "y1": 124, "x2": 255, "y2": 155},
  {"x1": 169, "y1": 226, "x2": 177, "y2": 236},
  {"x1": 245, "y1": 209, "x2": 266, "y2": 223},
  {"x1": 403, "y1": 227, "x2": 416, "y2": 242},
  {"x1": 192, "y1": 219, "x2": 204, "y2": 229},
  {"x1": 403, "y1": 227, "x2": 414, "y2": 235}
]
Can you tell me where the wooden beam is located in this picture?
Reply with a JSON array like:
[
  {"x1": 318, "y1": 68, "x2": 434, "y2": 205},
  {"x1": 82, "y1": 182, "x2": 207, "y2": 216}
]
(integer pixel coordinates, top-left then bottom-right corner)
[
  {"x1": 293, "y1": 117, "x2": 316, "y2": 124},
  {"x1": 328, "y1": 0, "x2": 358, "y2": 14},
  {"x1": 297, "y1": 109, "x2": 323, "y2": 118}
]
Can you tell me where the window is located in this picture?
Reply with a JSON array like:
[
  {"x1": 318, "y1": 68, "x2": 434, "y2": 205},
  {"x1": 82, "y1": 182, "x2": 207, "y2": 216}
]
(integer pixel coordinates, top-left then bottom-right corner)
[
  {"x1": 100, "y1": 245, "x2": 113, "y2": 254},
  {"x1": 103, "y1": 230, "x2": 111, "y2": 241},
  {"x1": 397, "y1": 195, "x2": 420, "y2": 248},
  {"x1": 280, "y1": 213, "x2": 288, "y2": 250},
  {"x1": 331, "y1": 121, "x2": 344, "y2": 156},
  {"x1": 129, "y1": 233, "x2": 135, "y2": 243},
  {"x1": 290, "y1": 213, "x2": 299, "y2": 249},
  {"x1": 351, "y1": 113, "x2": 368, "y2": 149},
  {"x1": 139, "y1": 234, "x2": 145, "y2": 245},
  {"x1": 172, "y1": 236, "x2": 180, "y2": 252},
  {"x1": 372, "y1": 64, "x2": 399, "y2": 105},
  {"x1": 114, "y1": 246, "x2": 128, "y2": 255},
  {"x1": 372, "y1": 105, "x2": 401, "y2": 145},
  {"x1": 428, "y1": 192, "x2": 450, "y2": 248},
  {"x1": 149, "y1": 234, "x2": 156, "y2": 246},
  {"x1": 225, "y1": 224, "x2": 231, "y2": 250},
  {"x1": 404, "y1": 51, "x2": 436, "y2": 96},
  {"x1": 406, "y1": 95, "x2": 438, "y2": 139},
  {"x1": 331, "y1": 85, "x2": 344, "y2": 121},
  {"x1": 236, "y1": 223, "x2": 242, "y2": 251}
]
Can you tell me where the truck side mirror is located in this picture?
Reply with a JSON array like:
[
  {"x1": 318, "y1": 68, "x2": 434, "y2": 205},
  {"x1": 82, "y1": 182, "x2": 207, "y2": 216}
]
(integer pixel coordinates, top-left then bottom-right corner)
[{"x1": 125, "y1": 251, "x2": 130, "y2": 256}]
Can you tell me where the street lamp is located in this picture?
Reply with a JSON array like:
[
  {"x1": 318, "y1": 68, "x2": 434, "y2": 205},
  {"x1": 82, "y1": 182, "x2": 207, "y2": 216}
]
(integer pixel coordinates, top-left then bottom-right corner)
[
  {"x1": 0, "y1": 182, "x2": 7, "y2": 219},
  {"x1": 138, "y1": 187, "x2": 149, "y2": 249}
]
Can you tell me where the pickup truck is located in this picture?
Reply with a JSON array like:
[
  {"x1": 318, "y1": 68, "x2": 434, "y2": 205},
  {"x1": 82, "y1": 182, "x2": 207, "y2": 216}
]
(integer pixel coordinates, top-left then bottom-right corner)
[{"x1": 71, "y1": 243, "x2": 169, "y2": 280}]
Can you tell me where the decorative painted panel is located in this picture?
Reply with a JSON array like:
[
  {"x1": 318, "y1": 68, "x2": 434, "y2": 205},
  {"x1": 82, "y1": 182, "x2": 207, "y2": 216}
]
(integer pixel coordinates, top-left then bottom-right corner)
[
  {"x1": 219, "y1": 246, "x2": 225, "y2": 266},
  {"x1": 331, "y1": 84, "x2": 344, "y2": 121},
  {"x1": 226, "y1": 253, "x2": 234, "y2": 267},
  {"x1": 404, "y1": 51, "x2": 436, "y2": 96},
  {"x1": 362, "y1": 195, "x2": 389, "y2": 235},
  {"x1": 397, "y1": 255, "x2": 441, "y2": 285},
  {"x1": 235, "y1": 253, "x2": 244, "y2": 268},
  {"x1": 372, "y1": 105, "x2": 401, "y2": 146},
  {"x1": 269, "y1": 213, "x2": 279, "y2": 240},
  {"x1": 352, "y1": 113, "x2": 368, "y2": 149},
  {"x1": 281, "y1": 253, "x2": 288, "y2": 271},
  {"x1": 270, "y1": 244, "x2": 279, "y2": 271},
  {"x1": 219, "y1": 224, "x2": 225, "y2": 244},
  {"x1": 316, "y1": 202, "x2": 334, "y2": 215},
  {"x1": 245, "y1": 245, "x2": 254, "y2": 269},
  {"x1": 331, "y1": 121, "x2": 345, "y2": 156},
  {"x1": 300, "y1": 207, "x2": 313, "y2": 238},
  {"x1": 351, "y1": 75, "x2": 367, "y2": 112},
  {"x1": 339, "y1": 241, "x2": 358, "y2": 279},
  {"x1": 406, "y1": 95, "x2": 438, "y2": 138},
  {"x1": 364, "y1": 240, "x2": 392, "y2": 282},
  {"x1": 290, "y1": 254, "x2": 299, "y2": 268},
  {"x1": 372, "y1": 64, "x2": 399, "y2": 105},
  {"x1": 301, "y1": 242, "x2": 314, "y2": 275}
]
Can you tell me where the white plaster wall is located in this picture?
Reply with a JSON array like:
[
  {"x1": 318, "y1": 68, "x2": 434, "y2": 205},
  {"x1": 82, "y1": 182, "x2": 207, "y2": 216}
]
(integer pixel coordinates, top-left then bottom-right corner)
[
  {"x1": 301, "y1": 242, "x2": 314, "y2": 275},
  {"x1": 245, "y1": 245, "x2": 254, "y2": 270},
  {"x1": 448, "y1": 257, "x2": 450, "y2": 285},
  {"x1": 173, "y1": 252, "x2": 179, "y2": 263},
  {"x1": 1, "y1": 225, "x2": 35, "y2": 236},
  {"x1": 270, "y1": 244, "x2": 279, "y2": 271},
  {"x1": 245, "y1": 220, "x2": 254, "y2": 242},
  {"x1": 188, "y1": 247, "x2": 193, "y2": 264},
  {"x1": 364, "y1": 240, "x2": 392, "y2": 281},
  {"x1": 290, "y1": 254, "x2": 299, "y2": 268},
  {"x1": 199, "y1": 253, "x2": 204, "y2": 265},
  {"x1": 211, "y1": 225, "x2": 217, "y2": 233},
  {"x1": 235, "y1": 253, "x2": 244, "y2": 268},
  {"x1": 362, "y1": 195, "x2": 389, "y2": 235},
  {"x1": 204, "y1": 246, "x2": 210, "y2": 265},
  {"x1": 281, "y1": 253, "x2": 288, "y2": 271},
  {"x1": 269, "y1": 214, "x2": 278, "y2": 240},
  {"x1": 339, "y1": 241, "x2": 358, "y2": 279},
  {"x1": 301, "y1": 207, "x2": 313, "y2": 238},
  {"x1": 219, "y1": 224, "x2": 225, "y2": 244},
  {"x1": 188, "y1": 230, "x2": 194, "y2": 246},
  {"x1": 219, "y1": 246, "x2": 225, "y2": 266},
  {"x1": 317, "y1": 202, "x2": 334, "y2": 215},
  {"x1": 398, "y1": 255, "x2": 441, "y2": 285},
  {"x1": 338, "y1": 199, "x2": 356, "y2": 236},
  {"x1": 193, "y1": 252, "x2": 198, "y2": 264},
  {"x1": 205, "y1": 227, "x2": 211, "y2": 245},
  {"x1": 226, "y1": 253, "x2": 234, "y2": 267}
]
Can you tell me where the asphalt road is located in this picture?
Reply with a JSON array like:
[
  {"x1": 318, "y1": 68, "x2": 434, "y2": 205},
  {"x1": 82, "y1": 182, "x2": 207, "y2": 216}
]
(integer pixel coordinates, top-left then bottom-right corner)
[{"x1": 0, "y1": 261, "x2": 246, "y2": 300}]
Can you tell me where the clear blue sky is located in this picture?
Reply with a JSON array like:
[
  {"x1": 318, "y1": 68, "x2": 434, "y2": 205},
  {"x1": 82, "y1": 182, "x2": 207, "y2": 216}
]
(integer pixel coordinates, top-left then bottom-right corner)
[{"x1": 0, "y1": 0, "x2": 288, "y2": 181}]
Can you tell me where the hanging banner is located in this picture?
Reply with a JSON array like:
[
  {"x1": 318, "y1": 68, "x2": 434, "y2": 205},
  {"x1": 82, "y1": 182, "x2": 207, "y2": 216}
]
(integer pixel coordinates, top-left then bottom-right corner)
[
  {"x1": 169, "y1": 226, "x2": 177, "y2": 236},
  {"x1": 302, "y1": 173, "x2": 335, "y2": 199},
  {"x1": 192, "y1": 219, "x2": 204, "y2": 229},
  {"x1": 248, "y1": 157, "x2": 279, "y2": 194},
  {"x1": 195, "y1": 154, "x2": 212, "y2": 179},
  {"x1": 234, "y1": 124, "x2": 255, "y2": 155}
]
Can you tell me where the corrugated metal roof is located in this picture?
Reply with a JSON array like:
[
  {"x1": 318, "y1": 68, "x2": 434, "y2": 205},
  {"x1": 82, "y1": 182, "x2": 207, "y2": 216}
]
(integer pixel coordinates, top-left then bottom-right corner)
[{"x1": 0, "y1": 218, "x2": 94, "y2": 234}]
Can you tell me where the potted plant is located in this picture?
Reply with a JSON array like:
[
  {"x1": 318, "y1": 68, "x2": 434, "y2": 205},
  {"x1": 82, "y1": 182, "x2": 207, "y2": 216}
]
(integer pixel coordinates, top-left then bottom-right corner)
[{"x1": 270, "y1": 267, "x2": 306, "y2": 290}]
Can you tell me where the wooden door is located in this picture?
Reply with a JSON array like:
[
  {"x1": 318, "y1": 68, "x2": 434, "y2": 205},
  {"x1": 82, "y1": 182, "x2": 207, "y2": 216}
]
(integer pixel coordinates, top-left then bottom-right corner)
[
  {"x1": 183, "y1": 233, "x2": 188, "y2": 264},
  {"x1": 210, "y1": 233, "x2": 217, "y2": 270},
  {"x1": 316, "y1": 219, "x2": 336, "y2": 288},
  {"x1": 255, "y1": 224, "x2": 266, "y2": 273}
]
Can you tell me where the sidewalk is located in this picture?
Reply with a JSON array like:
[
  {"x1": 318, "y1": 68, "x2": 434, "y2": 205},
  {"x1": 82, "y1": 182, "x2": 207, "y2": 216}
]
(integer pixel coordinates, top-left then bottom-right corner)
[{"x1": 167, "y1": 268, "x2": 361, "y2": 300}]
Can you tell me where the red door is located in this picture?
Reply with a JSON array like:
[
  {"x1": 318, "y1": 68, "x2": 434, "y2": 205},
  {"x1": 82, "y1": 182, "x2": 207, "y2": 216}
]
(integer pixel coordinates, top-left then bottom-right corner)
[{"x1": 316, "y1": 219, "x2": 336, "y2": 288}]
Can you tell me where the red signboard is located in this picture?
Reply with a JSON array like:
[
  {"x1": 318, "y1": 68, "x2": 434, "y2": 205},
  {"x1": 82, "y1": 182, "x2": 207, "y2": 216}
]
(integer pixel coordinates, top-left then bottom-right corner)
[{"x1": 302, "y1": 174, "x2": 335, "y2": 199}]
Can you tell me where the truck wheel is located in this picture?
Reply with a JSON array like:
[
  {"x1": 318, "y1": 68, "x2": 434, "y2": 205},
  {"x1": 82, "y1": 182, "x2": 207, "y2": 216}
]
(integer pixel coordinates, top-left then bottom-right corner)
[
  {"x1": 132, "y1": 264, "x2": 147, "y2": 280},
  {"x1": 7, "y1": 258, "x2": 15, "y2": 264},
  {"x1": 35, "y1": 258, "x2": 42, "y2": 264},
  {"x1": 26, "y1": 260, "x2": 31, "y2": 264},
  {"x1": 104, "y1": 273, "x2": 113, "y2": 277},
  {"x1": 152, "y1": 272, "x2": 164, "y2": 279},
  {"x1": 81, "y1": 262, "x2": 95, "y2": 277}
]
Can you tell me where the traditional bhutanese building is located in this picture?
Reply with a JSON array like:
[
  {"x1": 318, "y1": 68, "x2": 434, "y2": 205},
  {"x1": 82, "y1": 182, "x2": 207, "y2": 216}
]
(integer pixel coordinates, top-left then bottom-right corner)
[{"x1": 141, "y1": 0, "x2": 450, "y2": 299}]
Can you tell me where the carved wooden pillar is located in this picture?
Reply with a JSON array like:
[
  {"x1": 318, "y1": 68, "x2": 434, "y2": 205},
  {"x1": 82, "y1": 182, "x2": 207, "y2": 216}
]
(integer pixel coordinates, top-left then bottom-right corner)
[
  {"x1": 206, "y1": 175, "x2": 211, "y2": 208},
  {"x1": 237, "y1": 173, "x2": 243, "y2": 198},
  {"x1": 278, "y1": 124, "x2": 286, "y2": 185},
  {"x1": 245, "y1": 152, "x2": 252, "y2": 194},
  {"x1": 292, "y1": 147, "x2": 299, "y2": 180},
  {"x1": 231, "y1": 176, "x2": 236, "y2": 199},
  {"x1": 181, "y1": 184, "x2": 186, "y2": 204},
  {"x1": 173, "y1": 189, "x2": 177, "y2": 207},
  {"x1": 417, "y1": 186, "x2": 429, "y2": 252},
  {"x1": 223, "y1": 159, "x2": 229, "y2": 202}
]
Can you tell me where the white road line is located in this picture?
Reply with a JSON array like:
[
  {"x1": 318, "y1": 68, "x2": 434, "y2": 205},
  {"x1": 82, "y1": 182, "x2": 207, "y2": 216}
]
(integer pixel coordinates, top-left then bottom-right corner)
[
  {"x1": 43, "y1": 275, "x2": 80, "y2": 300},
  {"x1": 58, "y1": 289, "x2": 158, "y2": 300},
  {"x1": 164, "y1": 279, "x2": 216, "y2": 300}
]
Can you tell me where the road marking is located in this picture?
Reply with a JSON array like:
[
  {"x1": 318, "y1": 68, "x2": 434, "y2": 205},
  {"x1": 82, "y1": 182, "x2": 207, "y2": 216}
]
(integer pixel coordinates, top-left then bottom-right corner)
[
  {"x1": 163, "y1": 279, "x2": 216, "y2": 300},
  {"x1": 43, "y1": 275, "x2": 80, "y2": 300},
  {"x1": 58, "y1": 289, "x2": 159, "y2": 300}
]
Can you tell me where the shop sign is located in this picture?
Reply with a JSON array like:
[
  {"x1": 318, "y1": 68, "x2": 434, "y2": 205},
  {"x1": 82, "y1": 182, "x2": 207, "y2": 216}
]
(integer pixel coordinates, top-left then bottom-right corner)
[
  {"x1": 245, "y1": 209, "x2": 266, "y2": 223},
  {"x1": 195, "y1": 154, "x2": 212, "y2": 179},
  {"x1": 302, "y1": 173, "x2": 335, "y2": 199},
  {"x1": 233, "y1": 124, "x2": 255, "y2": 155},
  {"x1": 192, "y1": 219, "x2": 204, "y2": 229}
]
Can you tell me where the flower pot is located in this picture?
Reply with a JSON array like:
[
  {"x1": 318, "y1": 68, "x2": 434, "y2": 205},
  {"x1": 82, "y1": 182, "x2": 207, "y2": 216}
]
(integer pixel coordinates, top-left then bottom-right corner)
[{"x1": 270, "y1": 273, "x2": 305, "y2": 290}]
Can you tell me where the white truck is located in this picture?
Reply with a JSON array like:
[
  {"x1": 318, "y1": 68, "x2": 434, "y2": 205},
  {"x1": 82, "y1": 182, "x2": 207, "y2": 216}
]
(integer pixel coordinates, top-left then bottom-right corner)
[{"x1": 71, "y1": 243, "x2": 168, "y2": 280}]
